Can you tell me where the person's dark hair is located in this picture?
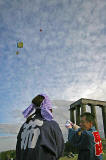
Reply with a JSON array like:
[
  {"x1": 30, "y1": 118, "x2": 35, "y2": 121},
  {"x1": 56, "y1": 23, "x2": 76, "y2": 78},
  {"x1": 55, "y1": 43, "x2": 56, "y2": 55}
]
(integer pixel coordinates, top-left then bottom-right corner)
[
  {"x1": 32, "y1": 95, "x2": 45, "y2": 107},
  {"x1": 32, "y1": 95, "x2": 45, "y2": 115},
  {"x1": 26, "y1": 95, "x2": 45, "y2": 123},
  {"x1": 81, "y1": 112, "x2": 95, "y2": 124}
]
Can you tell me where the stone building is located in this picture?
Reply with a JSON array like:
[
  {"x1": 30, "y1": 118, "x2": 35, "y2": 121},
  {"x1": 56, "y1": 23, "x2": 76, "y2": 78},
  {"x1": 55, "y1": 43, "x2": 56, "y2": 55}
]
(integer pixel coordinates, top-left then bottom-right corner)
[{"x1": 69, "y1": 98, "x2": 106, "y2": 138}]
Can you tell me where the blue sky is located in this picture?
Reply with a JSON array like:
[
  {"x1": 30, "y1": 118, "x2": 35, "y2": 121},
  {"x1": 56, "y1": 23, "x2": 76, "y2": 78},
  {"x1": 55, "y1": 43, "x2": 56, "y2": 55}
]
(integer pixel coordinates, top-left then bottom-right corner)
[{"x1": 0, "y1": 0, "x2": 106, "y2": 124}]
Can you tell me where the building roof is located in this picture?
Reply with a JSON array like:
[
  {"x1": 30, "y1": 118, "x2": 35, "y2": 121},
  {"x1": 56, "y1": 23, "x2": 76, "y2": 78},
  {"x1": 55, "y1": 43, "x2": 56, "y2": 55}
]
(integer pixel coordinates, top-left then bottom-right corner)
[{"x1": 70, "y1": 98, "x2": 106, "y2": 109}]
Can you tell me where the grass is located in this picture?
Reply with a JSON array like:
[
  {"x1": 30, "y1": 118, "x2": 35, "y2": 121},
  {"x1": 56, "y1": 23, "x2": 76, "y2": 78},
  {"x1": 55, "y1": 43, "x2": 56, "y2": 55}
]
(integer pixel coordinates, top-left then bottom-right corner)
[
  {"x1": 60, "y1": 154, "x2": 78, "y2": 160},
  {"x1": 59, "y1": 149, "x2": 106, "y2": 160}
]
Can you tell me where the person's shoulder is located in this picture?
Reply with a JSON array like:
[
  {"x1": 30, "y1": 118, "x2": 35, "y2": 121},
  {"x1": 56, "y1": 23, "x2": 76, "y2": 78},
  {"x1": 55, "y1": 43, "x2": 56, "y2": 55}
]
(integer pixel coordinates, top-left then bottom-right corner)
[
  {"x1": 82, "y1": 127, "x2": 96, "y2": 137},
  {"x1": 17, "y1": 122, "x2": 26, "y2": 138},
  {"x1": 50, "y1": 119, "x2": 59, "y2": 125},
  {"x1": 19, "y1": 122, "x2": 26, "y2": 129},
  {"x1": 43, "y1": 120, "x2": 60, "y2": 128},
  {"x1": 44, "y1": 119, "x2": 58, "y2": 124}
]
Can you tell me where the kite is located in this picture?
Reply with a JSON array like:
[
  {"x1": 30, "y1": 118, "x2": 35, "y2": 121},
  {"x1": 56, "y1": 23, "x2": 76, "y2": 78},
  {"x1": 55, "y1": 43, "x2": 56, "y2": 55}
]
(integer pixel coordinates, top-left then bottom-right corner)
[
  {"x1": 16, "y1": 41, "x2": 23, "y2": 55},
  {"x1": 16, "y1": 51, "x2": 19, "y2": 55},
  {"x1": 17, "y1": 41, "x2": 23, "y2": 48}
]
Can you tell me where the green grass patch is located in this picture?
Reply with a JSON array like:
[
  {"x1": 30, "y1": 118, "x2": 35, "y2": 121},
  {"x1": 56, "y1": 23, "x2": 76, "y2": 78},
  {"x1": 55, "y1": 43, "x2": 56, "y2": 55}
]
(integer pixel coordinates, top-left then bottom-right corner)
[
  {"x1": 60, "y1": 149, "x2": 106, "y2": 160},
  {"x1": 60, "y1": 154, "x2": 78, "y2": 160},
  {"x1": 103, "y1": 149, "x2": 106, "y2": 159},
  {"x1": 0, "y1": 149, "x2": 106, "y2": 160}
]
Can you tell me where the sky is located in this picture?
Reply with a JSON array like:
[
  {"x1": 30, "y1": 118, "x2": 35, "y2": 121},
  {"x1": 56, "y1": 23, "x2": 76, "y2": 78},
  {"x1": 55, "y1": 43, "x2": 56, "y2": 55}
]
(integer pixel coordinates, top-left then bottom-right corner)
[
  {"x1": 0, "y1": 0, "x2": 106, "y2": 124},
  {"x1": 0, "y1": 0, "x2": 106, "y2": 151}
]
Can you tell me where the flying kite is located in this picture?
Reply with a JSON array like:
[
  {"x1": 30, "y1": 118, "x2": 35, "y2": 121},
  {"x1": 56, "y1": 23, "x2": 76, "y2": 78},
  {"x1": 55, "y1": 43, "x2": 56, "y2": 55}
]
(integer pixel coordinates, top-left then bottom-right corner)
[
  {"x1": 17, "y1": 41, "x2": 23, "y2": 48},
  {"x1": 16, "y1": 51, "x2": 19, "y2": 55},
  {"x1": 16, "y1": 41, "x2": 23, "y2": 55}
]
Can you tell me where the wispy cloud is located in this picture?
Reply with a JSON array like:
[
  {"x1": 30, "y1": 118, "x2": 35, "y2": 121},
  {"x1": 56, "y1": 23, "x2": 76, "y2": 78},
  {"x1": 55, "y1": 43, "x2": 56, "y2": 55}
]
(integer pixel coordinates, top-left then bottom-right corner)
[{"x1": 0, "y1": 0, "x2": 106, "y2": 124}]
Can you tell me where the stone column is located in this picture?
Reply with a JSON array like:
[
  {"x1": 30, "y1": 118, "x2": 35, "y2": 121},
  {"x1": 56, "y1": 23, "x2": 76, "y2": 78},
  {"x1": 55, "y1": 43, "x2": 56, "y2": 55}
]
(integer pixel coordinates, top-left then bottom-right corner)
[
  {"x1": 70, "y1": 108, "x2": 75, "y2": 123},
  {"x1": 81, "y1": 104, "x2": 86, "y2": 114},
  {"x1": 90, "y1": 105, "x2": 98, "y2": 130},
  {"x1": 102, "y1": 106, "x2": 106, "y2": 138},
  {"x1": 76, "y1": 105, "x2": 80, "y2": 125}
]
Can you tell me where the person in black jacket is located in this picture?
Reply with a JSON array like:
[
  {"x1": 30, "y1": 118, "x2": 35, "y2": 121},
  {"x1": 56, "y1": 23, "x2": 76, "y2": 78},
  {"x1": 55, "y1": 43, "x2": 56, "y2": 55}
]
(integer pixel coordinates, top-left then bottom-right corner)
[{"x1": 16, "y1": 94, "x2": 64, "y2": 160}]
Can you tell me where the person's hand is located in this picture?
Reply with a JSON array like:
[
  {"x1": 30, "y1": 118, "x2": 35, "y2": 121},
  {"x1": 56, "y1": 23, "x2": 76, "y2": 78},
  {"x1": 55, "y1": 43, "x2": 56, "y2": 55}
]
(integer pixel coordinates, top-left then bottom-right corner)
[
  {"x1": 73, "y1": 124, "x2": 80, "y2": 130},
  {"x1": 65, "y1": 120, "x2": 74, "y2": 129}
]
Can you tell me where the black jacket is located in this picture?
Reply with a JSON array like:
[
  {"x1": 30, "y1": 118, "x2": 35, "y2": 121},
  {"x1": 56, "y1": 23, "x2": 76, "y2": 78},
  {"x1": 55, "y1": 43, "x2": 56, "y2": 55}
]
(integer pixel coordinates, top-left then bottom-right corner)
[{"x1": 16, "y1": 116, "x2": 64, "y2": 160}]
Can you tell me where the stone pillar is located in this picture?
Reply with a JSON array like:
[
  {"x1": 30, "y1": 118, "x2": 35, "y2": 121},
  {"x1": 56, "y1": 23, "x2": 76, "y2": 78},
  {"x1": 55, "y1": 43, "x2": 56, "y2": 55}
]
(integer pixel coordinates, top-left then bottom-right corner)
[
  {"x1": 90, "y1": 105, "x2": 98, "y2": 130},
  {"x1": 81, "y1": 104, "x2": 86, "y2": 114},
  {"x1": 76, "y1": 105, "x2": 80, "y2": 125},
  {"x1": 70, "y1": 108, "x2": 75, "y2": 123},
  {"x1": 102, "y1": 106, "x2": 106, "y2": 138}
]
